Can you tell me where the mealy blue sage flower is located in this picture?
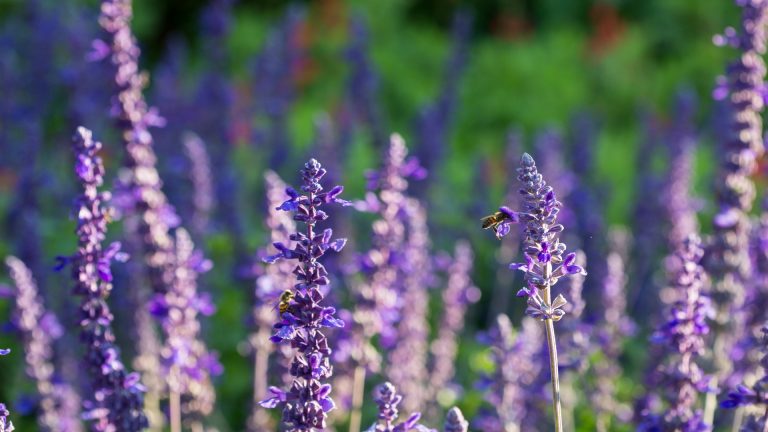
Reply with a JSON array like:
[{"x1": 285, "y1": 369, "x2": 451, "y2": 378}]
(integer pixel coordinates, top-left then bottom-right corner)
[
  {"x1": 259, "y1": 158, "x2": 350, "y2": 430},
  {"x1": 6, "y1": 256, "x2": 82, "y2": 432},
  {"x1": 443, "y1": 407, "x2": 469, "y2": 432},
  {"x1": 93, "y1": 0, "x2": 178, "y2": 298},
  {"x1": 149, "y1": 228, "x2": 220, "y2": 421},
  {"x1": 365, "y1": 382, "x2": 435, "y2": 432},
  {"x1": 0, "y1": 401, "x2": 13, "y2": 432},
  {"x1": 708, "y1": 0, "x2": 768, "y2": 388},
  {"x1": 492, "y1": 153, "x2": 586, "y2": 321},
  {"x1": 722, "y1": 323, "x2": 768, "y2": 429},
  {"x1": 68, "y1": 127, "x2": 148, "y2": 431},
  {"x1": 640, "y1": 234, "x2": 712, "y2": 432},
  {"x1": 0, "y1": 349, "x2": 12, "y2": 432}
]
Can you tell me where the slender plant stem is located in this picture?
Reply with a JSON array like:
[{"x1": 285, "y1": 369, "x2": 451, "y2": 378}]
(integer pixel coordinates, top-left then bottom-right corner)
[
  {"x1": 762, "y1": 406, "x2": 768, "y2": 432},
  {"x1": 703, "y1": 376, "x2": 717, "y2": 427},
  {"x1": 348, "y1": 365, "x2": 366, "y2": 432},
  {"x1": 596, "y1": 413, "x2": 609, "y2": 432},
  {"x1": 254, "y1": 334, "x2": 270, "y2": 404},
  {"x1": 544, "y1": 318, "x2": 563, "y2": 432},
  {"x1": 170, "y1": 389, "x2": 182, "y2": 432},
  {"x1": 731, "y1": 406, "x2": 744, "y2": 432}
]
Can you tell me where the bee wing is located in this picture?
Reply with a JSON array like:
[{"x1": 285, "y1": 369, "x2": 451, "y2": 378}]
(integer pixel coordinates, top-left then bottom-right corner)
[{"x1": 481, "y1": 214, "x2": 498, "y2": 229}]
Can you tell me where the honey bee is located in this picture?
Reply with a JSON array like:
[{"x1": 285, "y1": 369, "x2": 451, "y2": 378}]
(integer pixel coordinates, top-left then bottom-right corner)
[
  {"x1": 481, "y1": 209, "x2": 516, "y2": 239},
  {"x1": 274, "y1": 290, "x2": 295, "y2": 315}
]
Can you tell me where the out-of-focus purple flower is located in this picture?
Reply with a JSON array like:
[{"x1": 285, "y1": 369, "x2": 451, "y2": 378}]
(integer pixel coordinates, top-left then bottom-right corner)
[
  {"x1": 566, "y1": 112, "x2": 608, "y2": 321},
  {"x1": 474, "y1": 315, "x2": 545, "y2": 431},
  {"x1": 412, "y1": 11, "x2": 472, "y2": 198},
  {"x1": 386, "y1": 198, "x2": 432, "y2": 413},
  {"x1": 96, "y1": 0, "x2": 177, "y2": 299},
  {"x1": 592, "y1": 229, "x2": 635, "y2": 430},
  {"x1": 427, "y1": 241, "x2": 480, "y2": 414},
  {"x1": 707, "y1": 0, "x2": 768, "y2": 388},
  {"x1": 341, "y1": 134, "x2": 425, "y2": 377},
  {"x1": 153, "y1": 228, "x2": 219, "y2": 421},
  {"x1": 365, "y1": 382, "x2": 436, "y2": 432},
  {"x1": 443, "y1": 407, "x2": 468, "y2": 432},
  {"x1": 340, "y1": 14, "x2": 388, "y2": 151},
  {"x1": 722, "y1": 322, "x2": 768, "y2": 428},
  {"x1": 640, "y1": 234, "x2": 712, "y2": 431},
  {"x1": 251, "y1": 6, "x2": 303, "y2": 168},
  {"x1": 629, "y1": 108, "x2": 667, "y2": 317},
  {"x1": 258, "y1": 159, "x2": 348, "y2": 430},
  {"x1": 68, "y1": 127, "x2": 147, "y2": 431},
  {"x1": 6, "y1": 256, "x2": 82, "y2": 432},
  {"x1": 0, "y1": 401, "x2": 13, "y2": 432},
  {"x1": 495, "y1": 153, "x2": 585, "y2": 322},
  {"x1": 182, "y1": 132, "x2": 214, "y2": 240},
  {"x1": 664, "y1": 88, "x2": 699, "y2": 252}
]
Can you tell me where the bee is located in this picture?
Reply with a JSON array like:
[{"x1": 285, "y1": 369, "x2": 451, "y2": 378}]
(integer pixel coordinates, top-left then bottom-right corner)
[
  {"x1": 481, "y1": 208, "x2": 517, "y2": 239},
  {"x1": 274, "y1": 290, "x2": 295, "y2": 315}
]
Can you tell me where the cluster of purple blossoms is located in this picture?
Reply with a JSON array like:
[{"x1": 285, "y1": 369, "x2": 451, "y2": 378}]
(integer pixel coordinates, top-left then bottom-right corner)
[
  {"x1": 427, "y1": 240, "x2": 480, "y2": 409},
  {"x1": 0, "y1": 348, "x2": 12, "y2": 432},
  {"x1": 475, "y1": 314, "x2": 544, "y2": 431},
  {"x1": 443, "y1": 407, "x2": 469, "y2": 432},
  {"x1": 386, "y1": 198, "x2": 432, "y2": 414},
  {"x1": 182, "y1": 133, "x2": 214, "y2": 240},
  {"x1": 591, "y1": 230, "x2": 635, "y2": 431},
  {"x1": 494, "y1": 153, "x2": 586, "y2": 321},
  {"x1": 68, "y1": 127, "x2": 148, "y2": 431},
  {"x1": 708, "y1": 0, "x2": 768, "y2": 384},
  {"x1": 92, "y1": 0, "x2": 177, "y2": 298},
  {"x1": 365, "y1": 382, "x2": 434, "y2": 432},
  {"x1": 0, "y1": 400, "x2": 13, "y2": 432},
  {"x1": 248, "y1": 170, "x2": 298, "y2": 431},
  {"x1": 150, "y1": 228, "x2": 220, "y2": 421},
  {"x1": 641, "y1": 234, "x2": 712, "y2": 431},
  {"x1": 722, "y1": 323, "x2": 768, "y2": 428},
  {"x1": 5, "y1": 256, "x2": 82, "y2": 432},
  {"x1": 259, "y1": 159, "x2": 350, "y2": 430},
  {"x1": 340, "y1": 134, "x2": 424, "y2": 373}
]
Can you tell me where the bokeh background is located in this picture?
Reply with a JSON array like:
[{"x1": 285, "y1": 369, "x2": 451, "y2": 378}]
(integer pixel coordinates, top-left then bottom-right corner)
[{"x1": 0, "y1": 0, "x2": 753, "y2": 430}]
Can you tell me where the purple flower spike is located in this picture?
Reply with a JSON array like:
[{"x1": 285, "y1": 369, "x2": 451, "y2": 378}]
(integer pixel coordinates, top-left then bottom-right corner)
[
  {"x1": 97, "y1": 0, "x2": 177, "y2": 301},
  {"x1": 707, "y1": 0, "x2": 768, "y2": 386},
  {"x1": 365, "y1": 382, "x2": 436, "y2": 432},
  {"x1": 722, "y1": 322, "x2": 768, "y2": 426},
  {"x1": 443, "y1": 407, "x2": 469, "y2": 432},
  {"x1": 640, "y1": 234, "x2": 712, "y2": 431},
  {"x1": 0, "y1": 403, "x2": 13, "y2": 432},
  {"x1": 6, "y1": 256, "x2": 83, "y2": 431},
  {"x1": 70, "y1": 127, "x2": 147, "y2": 431},
  {"x1": 260, "y1": 159, "x2": 348, "y2": 430},
  {"x1": 490, "y1": 153, "x2": 585, "y2": 322}
]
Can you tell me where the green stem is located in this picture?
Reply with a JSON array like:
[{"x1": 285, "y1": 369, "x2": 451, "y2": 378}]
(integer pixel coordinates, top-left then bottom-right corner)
[
  {"x1": 544, "y1": 318, "x2": 563, "y2": 432},
  {"x1": 348, "y1": 366, "x2": 366, "y2": 432}
]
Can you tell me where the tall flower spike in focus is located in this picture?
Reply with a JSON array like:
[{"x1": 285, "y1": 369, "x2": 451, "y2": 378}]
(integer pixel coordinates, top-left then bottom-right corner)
[
  {"x1": 484, "y1": 152, "x2": 586, "y2": 432},
  {"x1": 364, "y1": 382, "x2": 435, "y2": 432},
  {"x1": 640, "y1": 234, "x2": 712, "y2": 431},
  {"x1": 68, "y1": 127, "x2": 148, "y2": 431},
  {"x1": 6, "y1": 256, "x2": 82, "y2": 432},
  {"x1": 259, "y1": 158, "x2": 350, "y2": 430}
]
